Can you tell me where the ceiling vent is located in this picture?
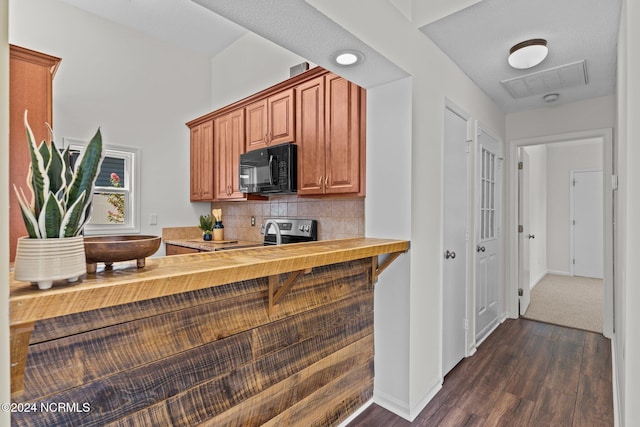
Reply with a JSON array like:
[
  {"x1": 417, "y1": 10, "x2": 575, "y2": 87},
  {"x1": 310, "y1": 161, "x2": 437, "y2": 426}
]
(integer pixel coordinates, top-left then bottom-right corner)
[{"x1": 500, "y1": 60, "x2": 588, "y2": 99}]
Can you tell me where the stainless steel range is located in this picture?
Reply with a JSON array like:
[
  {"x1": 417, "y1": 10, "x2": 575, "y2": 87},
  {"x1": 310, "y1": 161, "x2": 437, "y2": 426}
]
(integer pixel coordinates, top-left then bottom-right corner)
[{"x1": 261, "y1": 218, "x2": 318, "y2": 246}]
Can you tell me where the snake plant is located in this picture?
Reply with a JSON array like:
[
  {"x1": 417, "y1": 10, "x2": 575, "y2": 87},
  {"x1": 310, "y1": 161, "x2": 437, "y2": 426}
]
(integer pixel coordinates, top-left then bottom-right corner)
[{"x1": 13, "y1": 111, "x2": 104, "y2": 238}]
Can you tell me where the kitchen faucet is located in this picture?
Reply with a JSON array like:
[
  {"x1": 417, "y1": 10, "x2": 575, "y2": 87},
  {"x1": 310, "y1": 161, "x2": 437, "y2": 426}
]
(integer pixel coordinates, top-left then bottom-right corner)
[{"x1": 264, "y1": 219, "x2": 282, "y2": 245}]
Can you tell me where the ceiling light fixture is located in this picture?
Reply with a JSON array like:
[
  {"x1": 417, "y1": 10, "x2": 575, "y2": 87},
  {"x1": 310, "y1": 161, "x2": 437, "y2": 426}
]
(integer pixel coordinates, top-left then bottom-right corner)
[
  {"x1": 333, "y1": 50, "x2": 364, "y2": 66},
  {"x1": 508, "y1": 39, "x2": 548, "y2": 69},
  {"x1": 543, "y1": 93, "x2": 560, "y2": 103}
]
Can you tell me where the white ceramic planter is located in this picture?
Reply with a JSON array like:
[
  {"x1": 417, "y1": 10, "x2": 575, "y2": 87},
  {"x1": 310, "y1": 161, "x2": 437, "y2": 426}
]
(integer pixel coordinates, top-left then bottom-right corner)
[{"x1": 14, "y1": 236, "x2": 87, "y2": 290}]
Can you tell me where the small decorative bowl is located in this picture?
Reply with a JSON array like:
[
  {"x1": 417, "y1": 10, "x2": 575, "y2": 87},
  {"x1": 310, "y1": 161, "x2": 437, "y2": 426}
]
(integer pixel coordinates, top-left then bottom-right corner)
[{"x1": 84, "y1": 235, "x2": 161, "y2": 274}]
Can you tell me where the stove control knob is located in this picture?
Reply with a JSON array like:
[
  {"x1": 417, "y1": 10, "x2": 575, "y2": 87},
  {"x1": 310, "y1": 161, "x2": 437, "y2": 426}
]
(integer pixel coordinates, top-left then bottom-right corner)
[
  {"x1": 305, "y1": 225, "x2": 310, "y2": 232},
  {"x1": 299, "y1": 225, "x2": 304, "y2": 231}
]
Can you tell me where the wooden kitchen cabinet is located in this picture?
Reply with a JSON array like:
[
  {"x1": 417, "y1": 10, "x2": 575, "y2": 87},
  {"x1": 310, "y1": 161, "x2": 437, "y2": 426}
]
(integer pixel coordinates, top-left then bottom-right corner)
[
  {"x1": 297, "y1": 73, "x2": 366, "y2": 196},
  {"x1": 213, "y1": 108, "x2": 246, "y2": 200},
  {"x1": 9, "y1": 45, "x2": 61, "y2": 261},
  {"x1": 190, "y1": 120, "x2": 214, "y2": 201},
  {"x1": 296, "y1": 76, "x2": 325, "y2": 194},
  {"x1": 245, "y1": 88, "x2": 295, "y2": 151},
  {"x1": 187, "y1": 67, "x2": 365, "y2": 201}
]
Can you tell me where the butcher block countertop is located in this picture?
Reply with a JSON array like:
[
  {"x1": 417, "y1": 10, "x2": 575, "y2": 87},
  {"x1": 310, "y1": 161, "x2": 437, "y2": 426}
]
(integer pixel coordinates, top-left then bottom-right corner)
[
  {"x1": 164, "y1": 238, "x2": 263, "y2": 251},
  {"x1": 9, "y1": 238, "x2": 409, "y2": 326}
]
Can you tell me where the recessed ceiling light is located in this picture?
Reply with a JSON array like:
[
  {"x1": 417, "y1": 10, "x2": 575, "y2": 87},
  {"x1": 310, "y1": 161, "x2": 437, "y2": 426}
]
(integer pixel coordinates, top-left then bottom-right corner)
[
  {"x1": 543, "y1": 93, "x2": 560, "y2": 103},
  {"x1": 508, "y1": 39, "x2": 548, "y2": 69},
  {"x1": 333, "y1": 50, "x2": 364, "y2": 66}
]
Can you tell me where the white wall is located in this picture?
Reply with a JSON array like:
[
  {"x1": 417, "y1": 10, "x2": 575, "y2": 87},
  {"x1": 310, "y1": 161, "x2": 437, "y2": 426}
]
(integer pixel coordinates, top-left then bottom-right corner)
[
  {"x1": 617, "y1": 1, "x2": 640, "y2": 424},
  {"x1": 523, "y1": 145, "x2": 547, "y2": 286},
  {"x1": 1, "y1": 0, "x2": 10, "y2": 424},
  {"x1": 303, "y1": 0, "x2": 505, "y2": 418},
  {"x1": 9, "y1": 0, "x2": 215, "y2": 255},
  {"x1": 506, "y1": 95, "x2": 615, "y2": 141},
  {"x1": 615, "y1": 6, "x2": 627, "y2": 421},
  {"x1": 546, "y1": 140, "x2": 602, "y2": 275},
  {"x1": 211, "y1": 33, "x2": 311, "y2": 110},
  {"x1": 365, "y1": 77, "x2": 413, "y2": 408}
]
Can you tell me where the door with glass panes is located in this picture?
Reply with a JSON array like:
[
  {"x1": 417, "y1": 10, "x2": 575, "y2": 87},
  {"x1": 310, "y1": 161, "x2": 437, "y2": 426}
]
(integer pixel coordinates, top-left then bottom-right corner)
[{"x1": 475, "y1": 125, "x2": 502, "y2": 342}]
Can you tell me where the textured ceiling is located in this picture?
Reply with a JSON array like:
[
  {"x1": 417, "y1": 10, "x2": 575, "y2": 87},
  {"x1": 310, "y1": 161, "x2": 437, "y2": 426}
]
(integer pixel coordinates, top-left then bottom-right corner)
[
  {"x1": 58, "y1": 0, "x2": 621, "y2": 113},
  {"x1": 191, "y1": 0, "x2": 408, "y2": 89},
  {"x1": 58, "y1": 0, "x2": 247, "y2": 56},
  {"x1": 421, "y1": 0, "x2": 622, "y2": 112}
]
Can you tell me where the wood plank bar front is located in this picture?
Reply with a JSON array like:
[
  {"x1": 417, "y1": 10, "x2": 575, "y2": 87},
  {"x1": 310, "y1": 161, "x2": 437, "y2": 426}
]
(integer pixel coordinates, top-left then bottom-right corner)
[
  {"x1": 9, "y1": 257, "x2": 385, "y2": 426},
  {"x1": 8, "y1": 237, "x2": 409, "y2": 414}
]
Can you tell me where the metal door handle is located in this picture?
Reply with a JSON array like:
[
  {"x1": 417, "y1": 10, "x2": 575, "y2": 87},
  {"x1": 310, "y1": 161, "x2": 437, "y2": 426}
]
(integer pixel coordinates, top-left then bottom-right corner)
[
  {"x1": 528, "y1": 234, "x2": 535, "y2": 239},
  {"x1": 445, "y1": 250, "x2": 456, "y2": 259},
  {"x1": 477, "y1": 245, "x2": 485, "y2": 253}
]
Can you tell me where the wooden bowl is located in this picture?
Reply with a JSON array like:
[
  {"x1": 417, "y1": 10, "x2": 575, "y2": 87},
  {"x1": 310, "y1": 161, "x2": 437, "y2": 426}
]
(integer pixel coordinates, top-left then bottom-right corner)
[{"x1": 84, "y1": 235, "x2": 161, "y2": 274}]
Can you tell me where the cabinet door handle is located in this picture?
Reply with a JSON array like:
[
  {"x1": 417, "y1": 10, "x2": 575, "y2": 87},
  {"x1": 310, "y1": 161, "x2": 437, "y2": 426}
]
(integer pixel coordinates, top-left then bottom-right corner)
[
  {"x1": 325, "y1": 176, "x2": 328, "y2": 187},
  {"x1": 318, "y1": 176, "x2": 323, "y2": 186}
]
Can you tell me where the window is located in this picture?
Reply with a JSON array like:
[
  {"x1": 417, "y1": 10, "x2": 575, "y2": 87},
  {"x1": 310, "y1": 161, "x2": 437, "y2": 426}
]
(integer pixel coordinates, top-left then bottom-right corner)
[{"x1": 64, "y1": 138, "x2": 140, "y2": 235}]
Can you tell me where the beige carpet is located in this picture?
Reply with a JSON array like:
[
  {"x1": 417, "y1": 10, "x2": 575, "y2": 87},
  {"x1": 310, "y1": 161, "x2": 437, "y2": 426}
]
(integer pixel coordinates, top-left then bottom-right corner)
[{"x1": 522, "y1": 274, "x2": 603, "y2": 333}]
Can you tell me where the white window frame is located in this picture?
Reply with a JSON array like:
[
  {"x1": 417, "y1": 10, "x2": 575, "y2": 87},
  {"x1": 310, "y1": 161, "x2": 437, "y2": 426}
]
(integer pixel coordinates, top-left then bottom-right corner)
[{"x1": 64, "y1": 138, "x2": 141, "y2": 235}]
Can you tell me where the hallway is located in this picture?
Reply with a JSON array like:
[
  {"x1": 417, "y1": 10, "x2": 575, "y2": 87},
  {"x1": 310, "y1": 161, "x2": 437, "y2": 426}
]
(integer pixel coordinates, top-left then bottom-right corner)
[
  {"x1": 349, "y1": 319, "x2": 613, "y2": 426},
  {"x1": 523, "y1": 274, "x2": 604, "y2": 333}
]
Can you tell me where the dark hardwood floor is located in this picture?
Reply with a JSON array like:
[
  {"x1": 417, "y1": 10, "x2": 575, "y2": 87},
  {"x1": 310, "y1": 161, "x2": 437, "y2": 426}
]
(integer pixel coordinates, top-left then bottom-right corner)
[{"x1": 348, "y1": 318, "x2": 613, "y2": 426}]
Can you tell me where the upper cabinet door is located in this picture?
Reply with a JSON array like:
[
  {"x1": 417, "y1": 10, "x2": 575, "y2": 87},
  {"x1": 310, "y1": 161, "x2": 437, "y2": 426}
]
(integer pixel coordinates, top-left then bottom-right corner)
[
  {"x1": 245, "y1": 98, "x2": 268, "y2": 151},
  {"x1": 296, "y1": 73, "x2": 365, "y2": 196},
  {"x1": 245, "y1": 89, "x2": 295, "y2": 152},
  {"x1": 296, "y1": 76, "x2": 325, "y2": 196},
  {"x1": 190, "y1": 120, "x2": 214, "y2": 201},
  {"x1": 324, "y1": 74, "x2": 363, "y2": 195},
  {"x1": 268, "y1": 88, "x2": 295, "y2": 145},
  {"x1": 214, "y1": 108, "x2": 246, "y2": 200}
]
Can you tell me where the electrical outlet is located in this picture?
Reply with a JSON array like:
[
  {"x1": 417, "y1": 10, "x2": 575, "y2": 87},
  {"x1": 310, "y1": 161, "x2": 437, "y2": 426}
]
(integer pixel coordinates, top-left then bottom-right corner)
[
  {"x1": 251, "y1": 216, "x2": 256, "y2": 226},
  {"x1": 150, "y1": 214, "x2": 158, "y2": 225}
]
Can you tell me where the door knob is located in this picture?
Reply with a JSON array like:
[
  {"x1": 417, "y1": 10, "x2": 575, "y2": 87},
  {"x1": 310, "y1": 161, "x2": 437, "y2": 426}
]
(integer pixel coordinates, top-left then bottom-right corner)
[
  {"x1": 445, "y1": 250, "x2": 456, "y2": 259},
  {"x1": 477, "y1": 245, "x2": 486, "y2": 253},
  {"x1": 528, "y1": 234, "x2": 535, "y2": 239}
]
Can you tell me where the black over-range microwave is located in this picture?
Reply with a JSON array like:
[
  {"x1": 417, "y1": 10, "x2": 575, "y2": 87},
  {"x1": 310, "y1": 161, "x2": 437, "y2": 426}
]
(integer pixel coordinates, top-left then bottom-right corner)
[{"x1": 239, "y1": 142, "x2": 297, "y2": 195}]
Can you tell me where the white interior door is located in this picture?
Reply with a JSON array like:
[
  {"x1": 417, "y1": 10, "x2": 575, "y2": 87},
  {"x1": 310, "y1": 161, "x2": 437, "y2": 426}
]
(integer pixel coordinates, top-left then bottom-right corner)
[
  {"x1": 518, "y1": 149, "x2": 531, "y2": 315},
  {"x1": 443, "y1": 106, "x2": 469, "y2": 375},
  {"x1": 572, "y1": 170, "x2": 604, "y2": 278},
  {"x1": 475, "y1": 126, "x2": 502, "y2": 342}
]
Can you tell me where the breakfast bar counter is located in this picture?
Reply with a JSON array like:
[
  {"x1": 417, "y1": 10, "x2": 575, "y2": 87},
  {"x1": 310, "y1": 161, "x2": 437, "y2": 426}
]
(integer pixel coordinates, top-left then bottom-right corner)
[
  {"x1": 9, "y1": 237, "x2": 408, "y2": 426},
  {"x1": 10, "y1": 238, "x2": 408, "y2": 324}
]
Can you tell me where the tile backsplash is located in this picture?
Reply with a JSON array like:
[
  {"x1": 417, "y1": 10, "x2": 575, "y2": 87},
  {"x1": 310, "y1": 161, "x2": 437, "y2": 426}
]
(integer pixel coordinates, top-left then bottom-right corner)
[{"x1": 211, "y1": 195, "x2": 364, "y2": 242}]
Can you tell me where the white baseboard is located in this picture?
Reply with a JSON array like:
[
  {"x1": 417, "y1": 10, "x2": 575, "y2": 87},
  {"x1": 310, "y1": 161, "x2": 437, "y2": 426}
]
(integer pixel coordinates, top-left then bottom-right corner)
[
  {"x1": 611, "y1": 338, "x2": 621, "y2": 427},
  {"x1": 529, "y1": 271, "x2": 547, "y2": 290},
  {"x1": 373, "y1": 379, "x2": 442, "y2": 422},
  {"x1": 337, "y1": 398, "x2": 373, "y2": 427},
  {"x1": 475, "y1": 318, "x2": 501, "y2": 346},
  {"x1": 546, "y1": 269, "x2": 572, "y2": 276}
]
